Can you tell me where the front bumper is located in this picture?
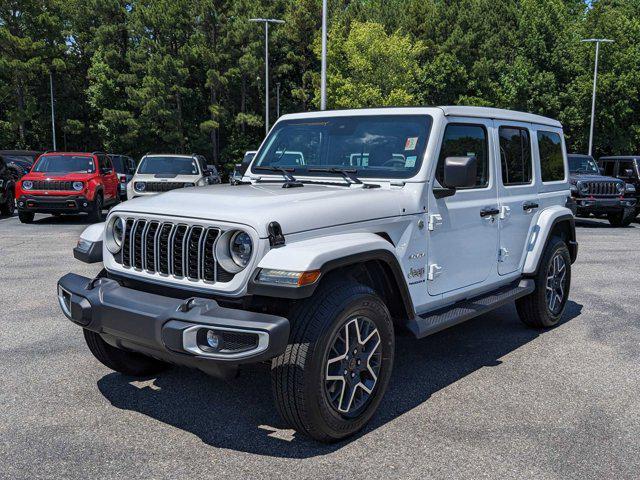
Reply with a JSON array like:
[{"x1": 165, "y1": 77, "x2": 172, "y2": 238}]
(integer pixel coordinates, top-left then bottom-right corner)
[
  {"x1": 57, "y1": 273, "x2": 290, "y2": 377},
  {"x1": 574, "y1": 196, "x2": 636, "y2": 214},
  {"x1": 17, "y1": 194, "x2": 94, "y2": 214}
]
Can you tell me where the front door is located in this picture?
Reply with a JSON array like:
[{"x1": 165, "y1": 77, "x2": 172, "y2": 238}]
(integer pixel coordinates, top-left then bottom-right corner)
[
  {"x1": 494, "y1": 122, "x2": 539, "y2": 275},
  {"x1": 427, "y1": 118, "x2": 499, "y2": 296}
]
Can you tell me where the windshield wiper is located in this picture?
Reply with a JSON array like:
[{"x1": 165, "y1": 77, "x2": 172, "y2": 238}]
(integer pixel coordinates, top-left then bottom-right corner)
[
  {"x1": 308, "y1": 167, "x2": 363, "y2": 184},
  {"x1": 253, "y1": 166, "x2": 303, "y2": 188}
]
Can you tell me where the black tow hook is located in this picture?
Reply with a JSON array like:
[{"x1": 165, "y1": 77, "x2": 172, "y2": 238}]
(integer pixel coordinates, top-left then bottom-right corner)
[{"x1": 178, "y1": 297, "x2": 210, "y2": 312}]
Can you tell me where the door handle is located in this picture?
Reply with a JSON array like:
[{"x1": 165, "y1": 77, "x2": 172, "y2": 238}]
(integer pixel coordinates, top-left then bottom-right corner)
[
  {"x1": 523, "y1": 202, "x2": 539, "y2": 211},
  {"x1": 480, "y1": 207, "x2": 500, "y2": 217}
]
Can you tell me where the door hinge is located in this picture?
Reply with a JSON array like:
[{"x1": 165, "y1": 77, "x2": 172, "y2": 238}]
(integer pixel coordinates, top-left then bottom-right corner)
[
  {"x1": 499, "y1": 205, "x2": 511, "y2": 220},
  {"x1": 498, "y1": 247, "x2": 510, "y2": 262},
  {"x1": 428, "y1": 214, "x2": 443, "y2": 231},
  {"x1": 427, "y1": 263, "x2": 443, "y2": 281}
]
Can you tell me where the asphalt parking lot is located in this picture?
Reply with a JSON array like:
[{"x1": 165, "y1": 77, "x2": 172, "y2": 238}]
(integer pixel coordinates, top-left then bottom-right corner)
[{"x1": 0, "y1": 213, "x2": 638, "y2": 480}]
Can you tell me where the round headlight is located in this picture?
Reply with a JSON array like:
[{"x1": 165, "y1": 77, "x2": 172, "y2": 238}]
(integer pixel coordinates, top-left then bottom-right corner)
[
  {"x1": 230, "y1": 231, "x2": 253, "y2": 267},
  {"x1": 134, "y1": 182, "x2": 146, "y2": 192},
  {"x1": 215, "y1": 230, "x2": 253, "y2": 274},
  {"x1": 73, "y1": 181, "x2": 83, "y2": 191},
  {"x1": 616, "y1": 182, "x2": 625, "y2": 194},
  {"x1": 578, "y1": 182, "x2": 589, "y2": 195},
  {"x1": 22, "y1": 180, "x2": 33, "y2": 190},
  {"x1": 105, "y1": 216, "x2": 125, "y2": 254}
]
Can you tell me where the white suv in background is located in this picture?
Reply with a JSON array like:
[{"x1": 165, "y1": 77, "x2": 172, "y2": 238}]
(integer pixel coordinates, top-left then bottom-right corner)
[
  {"x1": 127, "y1": 153, "x2": 219, "y2": 199},
  {"x1": 59, "y1": 107, "x2": 577, "y2": 442}
]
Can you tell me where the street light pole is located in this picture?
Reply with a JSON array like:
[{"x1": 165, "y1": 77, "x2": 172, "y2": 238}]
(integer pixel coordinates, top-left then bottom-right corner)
[
  {"x1": 320, "y1": 0, "x2": 327, "y2": 110},
  {"x1": 49, "y1": 71, "x2": 57, "y2": 151},
  {"x1": 276, "y1": 82, "x2": 281, "y2": 118},
  {"x1": 582, "y1": 38, "x2": 614, "y2": 157},
  {"x1": 249, "y1": 18, "x2": 285, "y2": 136}
]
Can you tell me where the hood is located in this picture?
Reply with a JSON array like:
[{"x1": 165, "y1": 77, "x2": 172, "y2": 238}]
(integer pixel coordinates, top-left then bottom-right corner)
[
  {"x1": 569, "y1": 173, "x2": 622, "y2": 183},
  {"x1": 23, "y1": 171, "x2": 96, "y2": 181},
  {"x1": 133, "y1": 173, "x2": 200, "y2": 182},
  {"x1": 114, "y1": 183, "x2": 418, "y2": 237}
]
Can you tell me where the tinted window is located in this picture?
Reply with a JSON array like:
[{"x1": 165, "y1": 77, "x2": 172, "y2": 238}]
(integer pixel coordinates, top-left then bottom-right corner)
[
  {"x1": 109, "y1": 155, "x2": 126, "y2": 173},
  {"x1": 537, "y1": 131, "x2": 564, "y2": 182},
  {"x1": 253, "y1": 115, "x2": 432, "y2": 179},
  {"x1": 618, "y1": 160, "x2": 636, "y2": 178},
  {"x1": 137, "y1": 156, "x2": 200, "y2": 175},
  {"x1": 436, "y1": 124, "x2": 489, "y2": 188},
  {"x1": 603, "y1": 161, "x2": 615, "y2": 176},
  {"x1": 33, "y1": 155, "x2": 95, "y2": 173},
  {"x1": 500, "y1": 127, "x2": 532, "y2": 185}
]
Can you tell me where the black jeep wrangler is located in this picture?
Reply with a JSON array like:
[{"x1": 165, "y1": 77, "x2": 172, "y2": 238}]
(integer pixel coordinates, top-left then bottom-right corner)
[
  {"x1": 567, "y1": 154, "x2": 636, "y2": 227},
  {"x1": 598, "y1": 155, "x2": 639, "y2": 220},
  {"x1": 0, "y1": 155, "x2": 17, "y2": 217}
]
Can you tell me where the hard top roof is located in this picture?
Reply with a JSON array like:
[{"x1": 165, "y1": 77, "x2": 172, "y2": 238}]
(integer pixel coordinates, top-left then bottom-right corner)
[{"x1": 279, "y1": 106, "x2": 562, "y2": 128}]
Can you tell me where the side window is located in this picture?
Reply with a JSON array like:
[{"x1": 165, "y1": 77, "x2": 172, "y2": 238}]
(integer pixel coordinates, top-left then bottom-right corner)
[
  {"x1": 436, "y1": 124, "x2": 489, "y2": 188},
  {"x1": 499, "y1": 126, "x2": 532, "y2": 186},
  {"x1": 537, "y1": 131, "x2": 564, "y2": 182},
  {"x1": 603, "y1": 161, "x2": 615, "y2": 176},
  {"x1": 619, "y1": 160, "x2": 635, "y2": 178}
]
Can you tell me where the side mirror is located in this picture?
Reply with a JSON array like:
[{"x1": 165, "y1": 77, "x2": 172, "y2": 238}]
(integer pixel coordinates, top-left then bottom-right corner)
[
  {"x1": 444, "y1": 156, "x2": 477, "y2": 188},
  {"x1": 100, "y1": 167, "x2": 111, "y2": 175},
  {"x1": 624, "y1": 168, "x2": 634, "y2": 177},
  {"x1": 203, "y1": 168, "x2": 212, "y2": 176}
]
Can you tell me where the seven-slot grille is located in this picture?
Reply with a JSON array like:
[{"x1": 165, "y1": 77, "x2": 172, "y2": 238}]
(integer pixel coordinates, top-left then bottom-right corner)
[
  {"x1": 28, "y1": 180, "x2": 77, "y2": 191},
  {"x1": 580, "y1": 181, "x2": 621, "y2": 196},
  {"x1": 144, "y1": 182, "x2": 192, "y2": 192},
  {"x1": 119, "y1": 218, "x2": 233, "y2": 283}
]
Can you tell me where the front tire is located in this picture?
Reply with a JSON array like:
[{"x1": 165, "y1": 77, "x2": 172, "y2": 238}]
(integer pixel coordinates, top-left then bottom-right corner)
[
  {"x1": 89, "y1": 193, "x2": 103, "y2": 223},
  {"x1": 607, "y1": 209, "x2": 634, "y2": 227},
  {"x1": 516, "y1": 237, "x2": 571, "y2": 328},
  {"x1": 18, "y1": 211, "x2": 34, "y2": 223},
  {"x1": 0, "y1": 189, "x2": 15, "y2": 216},
  {"x1": 271, "y1": 279, "x2": 394, "y2": 442},
  {"x1": 83, "y1": 329, "x2": 168, "y2": 376}
]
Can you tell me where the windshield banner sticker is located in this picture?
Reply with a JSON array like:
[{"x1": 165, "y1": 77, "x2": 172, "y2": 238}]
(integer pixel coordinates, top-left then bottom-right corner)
[{"x1": 405, "y1": 156, "x2": 417, "y2": 168}]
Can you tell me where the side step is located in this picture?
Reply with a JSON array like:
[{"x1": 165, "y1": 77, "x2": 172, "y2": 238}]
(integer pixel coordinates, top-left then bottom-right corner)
[{"x1": 408, "y1": 279, "x2": 535, "y2": 339}]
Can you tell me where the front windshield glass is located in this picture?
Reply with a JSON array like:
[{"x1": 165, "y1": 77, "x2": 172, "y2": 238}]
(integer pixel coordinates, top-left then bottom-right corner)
[
  {"x1": 251, "y1": 115, "x2": 432, "y2": 179},
  {"x1": 33, "y1": 155, "x2": 95, "y2": 173},
  {"x1": 137, "y1": 156, "x2": 200, "y2": 175},
  {"x1": 568, "y1": 156, "x2": 599, "y2": 175}
]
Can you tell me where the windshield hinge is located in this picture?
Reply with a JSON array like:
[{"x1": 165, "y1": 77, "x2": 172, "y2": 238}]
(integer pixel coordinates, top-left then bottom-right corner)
[{"x1": 428, "y1": 214, "x2": 443, "y2": 231}]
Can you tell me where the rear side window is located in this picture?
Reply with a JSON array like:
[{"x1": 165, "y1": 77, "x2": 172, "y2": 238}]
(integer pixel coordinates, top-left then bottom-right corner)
[
  {"x1": 436, "y1": 124, "x2": 489, "y2": 188},
  {"x1": 537, "y1": 131, "x2": 564, "y2": 182},
  {"x1": 499, "y1": 127, "x2": 532, "y2": 185}
]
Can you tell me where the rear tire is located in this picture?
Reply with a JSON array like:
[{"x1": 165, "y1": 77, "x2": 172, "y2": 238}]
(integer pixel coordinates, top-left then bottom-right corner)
[
  {"x1": 607, "y1": 210, "x2": 634, "y2": 227},
  {"x1": 83, "y1": 329, "x2": 168, "y2": 376},
  {"x1": 271, "y1": 279, "x2": 394, "y2": 442},
  {"x1": 516, "y1": 237, "x2": 571, "y2": 328},
  {"x1": 18, "y1": 211, "x2": 34, "y2": 223}
]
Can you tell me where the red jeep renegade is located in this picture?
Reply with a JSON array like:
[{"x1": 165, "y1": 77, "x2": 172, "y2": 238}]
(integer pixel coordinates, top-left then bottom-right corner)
[{"x1": 15, "y1": 152, "x2": 119, "y2": 223}]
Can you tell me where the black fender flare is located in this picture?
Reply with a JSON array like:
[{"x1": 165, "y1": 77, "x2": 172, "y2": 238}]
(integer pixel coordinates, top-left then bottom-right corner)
[{"x1": 248, "y1": 249, "x2": 416, "y2": 320}]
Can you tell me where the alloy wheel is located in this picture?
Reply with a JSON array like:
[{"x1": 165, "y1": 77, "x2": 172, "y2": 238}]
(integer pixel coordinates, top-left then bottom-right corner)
[
  {"x1": 324, "y1": 316, "x2": 382, "y2": 417},
  {"x1": 546, "y1": 253, "x2": 567, "y2": 315}
]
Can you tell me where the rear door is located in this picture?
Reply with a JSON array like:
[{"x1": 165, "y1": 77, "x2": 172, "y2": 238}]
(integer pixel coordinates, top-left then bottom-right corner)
[
  {"x1": 495, "y1": 122, "x2": 538, "y2": 275},
  {"x1": 427, "y1": 118, "x2": 499, "y2": 296}
]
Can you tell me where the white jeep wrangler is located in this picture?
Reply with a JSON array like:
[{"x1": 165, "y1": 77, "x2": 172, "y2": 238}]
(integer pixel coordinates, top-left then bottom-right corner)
[{"x1": 58, "y1": 107, "x2": 577, "y2": 442}]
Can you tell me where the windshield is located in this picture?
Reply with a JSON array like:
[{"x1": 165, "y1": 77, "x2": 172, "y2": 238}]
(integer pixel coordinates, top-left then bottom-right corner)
[
  {"x1": 251, "y1": 115, "x2": 432, "y2": 179},
  {"x1": 137, "y1": 156, "x2": 200, "y2": 175},
  {"x1": 33, "y1": 155, "x2": 95, "y2": 174},
  {"x1": 568, "y1": 156, "x2": 599, "y2": 175}
]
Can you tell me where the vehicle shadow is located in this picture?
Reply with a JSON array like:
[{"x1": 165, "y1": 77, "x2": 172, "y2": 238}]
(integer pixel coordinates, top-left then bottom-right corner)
[
  {"x1": 32, "y1": 213, "x2": 105, "y2": 225},
  {"x1": 574, "y1": 218, "x2": 637, "y2": 229},
  {"x1": 97, "y1": 300, "x2": 582, "y2": 458}
]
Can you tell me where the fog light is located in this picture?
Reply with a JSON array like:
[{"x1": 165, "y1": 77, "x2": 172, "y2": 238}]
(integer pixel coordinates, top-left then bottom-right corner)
[
  {"x1": 83, "y1": 202, "x2": 88, "y2": 207},
  {"x1": 18, "y1": 201, "x2": 24, "y2": 207},
  {"x1": 206, "y1": 330, "x2": 221, "y2": 350}
]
